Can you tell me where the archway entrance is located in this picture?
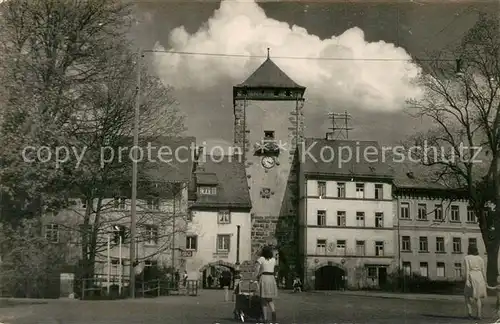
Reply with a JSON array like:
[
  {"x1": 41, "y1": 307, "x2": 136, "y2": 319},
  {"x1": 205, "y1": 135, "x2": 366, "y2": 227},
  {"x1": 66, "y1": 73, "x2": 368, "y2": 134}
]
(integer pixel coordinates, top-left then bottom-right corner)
[
  {"x1": 200, "y1": 261, "x2": 235, "y2": 289},
  {"x1": 315, "y1": 265, "x2": 345, "y2": 290}
]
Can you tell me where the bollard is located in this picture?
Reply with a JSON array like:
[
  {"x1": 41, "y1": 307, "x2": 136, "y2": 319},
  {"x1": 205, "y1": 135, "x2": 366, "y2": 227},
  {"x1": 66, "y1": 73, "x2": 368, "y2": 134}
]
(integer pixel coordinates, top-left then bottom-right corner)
[{"x1": 223, "y1": 286, "x2": 229, "y2": 302}]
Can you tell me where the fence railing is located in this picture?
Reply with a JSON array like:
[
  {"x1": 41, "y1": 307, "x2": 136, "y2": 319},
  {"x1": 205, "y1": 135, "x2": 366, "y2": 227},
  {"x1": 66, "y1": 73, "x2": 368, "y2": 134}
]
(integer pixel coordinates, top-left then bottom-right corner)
[{"x1": 76, "y1": 276, "x2": 199, "y2": 299}]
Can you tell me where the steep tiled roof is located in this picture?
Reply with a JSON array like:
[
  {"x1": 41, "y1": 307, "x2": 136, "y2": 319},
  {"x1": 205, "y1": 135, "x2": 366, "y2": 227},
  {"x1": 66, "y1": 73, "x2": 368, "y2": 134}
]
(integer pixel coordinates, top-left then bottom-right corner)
[
  {"x1": 140, "y1": 136, "x2": 195, "y2": 183},
  {"x1": 195, "y1": 172, "x2": 218, "y2": 185},
  {"x1": 391, "y1": 161, "x2": 447, "y2": 190},
  {"x1": 189, "y1": 156, "x2": 251, "y2": 209},
  {"x1": 236, "y1": 58, "x2": 305, "y2": 89},
  {"x1": 300, "y1": 138, "x2": 393, "y2": 179}
]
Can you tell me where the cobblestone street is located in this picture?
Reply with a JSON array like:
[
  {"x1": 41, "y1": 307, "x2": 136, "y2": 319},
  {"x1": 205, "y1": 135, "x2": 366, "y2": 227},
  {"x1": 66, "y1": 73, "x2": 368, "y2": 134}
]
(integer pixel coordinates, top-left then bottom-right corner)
[{"x1": 1, "y1": 290, "x2": 499, "y2": 324}]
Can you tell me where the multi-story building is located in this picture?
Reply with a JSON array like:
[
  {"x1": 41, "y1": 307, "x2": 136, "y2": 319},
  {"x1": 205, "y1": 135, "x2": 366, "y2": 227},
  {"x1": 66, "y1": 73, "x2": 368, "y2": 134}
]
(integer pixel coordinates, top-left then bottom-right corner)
[
  {"x1": 298, "y1": 137, "x2": 396, "y2": 290},
  {"x1": 41, "y1": 137, "x2": 195, "y2": 292},
  {"x1": 185, "y1": 155, "x2": 251, "y2": 285},
  {"x1": 393, "y1": 164, "x2": 484, "y2": 281}
]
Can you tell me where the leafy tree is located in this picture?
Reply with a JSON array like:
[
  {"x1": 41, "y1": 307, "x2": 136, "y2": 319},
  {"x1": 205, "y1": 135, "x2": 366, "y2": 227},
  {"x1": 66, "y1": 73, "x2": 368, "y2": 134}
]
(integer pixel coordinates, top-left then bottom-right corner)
[
  {"x1": 0, "y1": 219, "x2": 70, "y2": 298},
  {"x1": 407, "y1": 13, "x2": 500, "y2": 284},
  {"x1": 0, "y1": 0, "x2": 187, "y2": 290}
]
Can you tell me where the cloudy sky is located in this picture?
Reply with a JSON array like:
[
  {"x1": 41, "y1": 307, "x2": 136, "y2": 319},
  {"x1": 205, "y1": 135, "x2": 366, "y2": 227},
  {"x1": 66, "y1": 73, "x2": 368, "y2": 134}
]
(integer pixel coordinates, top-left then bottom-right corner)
[{"x1": 133, "y1": 0, "x2": 498, "y2": 148}]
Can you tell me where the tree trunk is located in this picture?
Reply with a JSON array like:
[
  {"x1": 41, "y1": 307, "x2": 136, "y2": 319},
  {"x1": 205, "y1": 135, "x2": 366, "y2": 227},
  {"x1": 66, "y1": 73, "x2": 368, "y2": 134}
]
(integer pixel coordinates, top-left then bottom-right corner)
[{"x1": 486, "y1": 239, "x2": 500, "y2": 285}]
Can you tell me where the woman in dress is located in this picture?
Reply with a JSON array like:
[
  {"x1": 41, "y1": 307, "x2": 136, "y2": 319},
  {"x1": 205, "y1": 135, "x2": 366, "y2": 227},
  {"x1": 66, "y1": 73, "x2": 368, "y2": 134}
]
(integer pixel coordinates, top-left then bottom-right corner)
[
  {"x1": 464, "y1": 244, "x2": 487, "y2": 319},
  {"x1": 254, "y1": 245, "x2": 278, "y2": 323}
]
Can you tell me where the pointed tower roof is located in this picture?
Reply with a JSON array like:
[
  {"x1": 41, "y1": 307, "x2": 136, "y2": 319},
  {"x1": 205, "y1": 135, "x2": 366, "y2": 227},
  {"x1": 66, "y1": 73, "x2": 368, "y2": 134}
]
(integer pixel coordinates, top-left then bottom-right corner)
[{"x1": 236, "y1": 48, "x2": 305, "y2": 89}]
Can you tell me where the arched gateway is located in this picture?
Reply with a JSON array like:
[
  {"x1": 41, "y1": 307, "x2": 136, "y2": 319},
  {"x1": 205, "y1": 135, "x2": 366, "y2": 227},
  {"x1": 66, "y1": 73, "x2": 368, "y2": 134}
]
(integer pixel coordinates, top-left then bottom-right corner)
[{"x1": 199, "y1": 260, "x2": 236, "y2": 289}]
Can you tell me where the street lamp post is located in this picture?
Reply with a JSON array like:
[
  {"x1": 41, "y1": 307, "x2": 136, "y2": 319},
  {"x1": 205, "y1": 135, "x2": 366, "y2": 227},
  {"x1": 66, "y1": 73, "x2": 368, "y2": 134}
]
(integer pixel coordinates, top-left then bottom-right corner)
[
  {"x1": 234, "y1": 225, "x2": 241, "y2": 286},
  {"x1": 129, "y1": 49, "x2": 142, "y2": 298}
]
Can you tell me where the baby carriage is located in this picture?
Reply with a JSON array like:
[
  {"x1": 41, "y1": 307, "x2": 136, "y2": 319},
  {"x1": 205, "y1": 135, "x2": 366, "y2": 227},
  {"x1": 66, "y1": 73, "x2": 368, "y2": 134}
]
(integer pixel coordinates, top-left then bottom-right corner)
[{"x1": 233, "y1": 280, "x2": 263, "y2": 322}]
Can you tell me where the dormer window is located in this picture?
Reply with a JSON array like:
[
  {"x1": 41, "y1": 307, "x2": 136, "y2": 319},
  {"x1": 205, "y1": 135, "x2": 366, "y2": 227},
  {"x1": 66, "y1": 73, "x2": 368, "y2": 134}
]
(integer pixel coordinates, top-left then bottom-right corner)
[{"x1": 199, "y1": 186, "x2": 217, "y2": 195}]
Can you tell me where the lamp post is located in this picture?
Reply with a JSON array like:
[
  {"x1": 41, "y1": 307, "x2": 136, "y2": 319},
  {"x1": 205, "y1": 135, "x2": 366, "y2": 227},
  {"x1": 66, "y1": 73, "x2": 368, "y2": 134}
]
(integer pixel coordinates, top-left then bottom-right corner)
[
  {"x1": 234, "y1": 225, "x2": 241, "y2": 286},
  {"x1": 129, "y1": 49, "x2": 143, "y2": 299}
]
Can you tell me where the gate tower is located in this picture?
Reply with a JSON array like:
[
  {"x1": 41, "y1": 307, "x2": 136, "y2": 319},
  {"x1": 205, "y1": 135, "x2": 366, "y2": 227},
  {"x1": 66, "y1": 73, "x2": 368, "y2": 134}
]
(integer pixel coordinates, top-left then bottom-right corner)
[{"x1": 233, "y1": 49, "x2": 306, "y2": 281}]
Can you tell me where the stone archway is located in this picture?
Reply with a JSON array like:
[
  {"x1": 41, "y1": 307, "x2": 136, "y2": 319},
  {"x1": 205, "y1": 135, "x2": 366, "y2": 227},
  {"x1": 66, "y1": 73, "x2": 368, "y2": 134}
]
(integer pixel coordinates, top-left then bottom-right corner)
[
  {"x1": 199, "y1": 260, "x2": 236, "y2": 289},
  {"x1": 199, "y1": 260, "x2": 235, "y2": 273},
  {"x1": 312, "y1": 261, "x2": 347, "y2": 291}
]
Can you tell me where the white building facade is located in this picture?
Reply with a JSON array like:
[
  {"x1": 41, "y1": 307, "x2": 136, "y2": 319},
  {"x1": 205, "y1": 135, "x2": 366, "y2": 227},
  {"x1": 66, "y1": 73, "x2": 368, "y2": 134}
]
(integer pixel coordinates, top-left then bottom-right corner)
[
  {"x1": 298, "y1": 138, "x2": 396, "y2": 290},
  {"x1": 185, "y1": 157, "x2": 252, "y2": 287}
]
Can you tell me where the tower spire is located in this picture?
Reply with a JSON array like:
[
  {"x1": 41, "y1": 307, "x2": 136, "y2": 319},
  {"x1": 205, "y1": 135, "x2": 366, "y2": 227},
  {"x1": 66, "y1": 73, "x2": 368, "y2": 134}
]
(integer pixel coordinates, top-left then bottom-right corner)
[{"x1": 267, "y1": 47, "x2": 270, "y2": 59}]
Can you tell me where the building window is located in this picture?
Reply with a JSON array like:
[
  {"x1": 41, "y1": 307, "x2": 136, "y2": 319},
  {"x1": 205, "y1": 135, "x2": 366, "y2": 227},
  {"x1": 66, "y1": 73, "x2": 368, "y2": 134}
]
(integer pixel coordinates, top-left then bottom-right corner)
[
  {"x1": 375, "y1": 212, "x2": 384, "y2": 228},
  {"x1": 467, "y1": 207, "x2": 476, "y2": 222},
  {"x1": 355, "y1": 183, "x2": 365, "y2": 199},
  {"x1": 367, "y1": 266, "x2": 377, "y2": 278},
  {"x1": 453, "y1": 237, "x2": 462, "y2": 253},
  {"x1": 317, "y1": 181, "x2": 326, "y2": 197},
  {"x1": 451, "y1": 205, "x2": 460, "y2": 222},
  {"x1": 468, "y1": 238, "x2": 477, "y2": 249},
  {"x1": 145, "y1": 260, "x2": 158, "y2": 267},
  {"x1": 217, "y1": 234, "x2": 231, "y2": 253},
  {"x1": 146, "y1": 198, "x2": 160, "y2": 210},
  {"x1": 114, "y1": 197, "x2": 126, "y2": 210},
  {"x1": 420, "y1": 262, "x2": 428, "y2": 277},
  {"x1": 199, "y1": 186, "x2": 217, "y2": 195},
  {"x1": 264, "y1": 130, "x2": 275, "y2": 139},
  {"x1": 436, "y1": 262, "x2": 445, "y2": 277},
  {"x1": 454, "y1": 262, "x2": 463, "y2": 278},
  {"x1": 419, "y1": 237, "x2": 428, "y2": 252},
  {"x1": 144, "y1": 225, "x2": 158, "y2": 245},
  {"x1": 316, "y1": 239, "x2": 327, "y2": 255},
  {"x1": 436, "y1": 237, "x2": 445, "y2": 252},
  {"x1": 356, "y1": 240, "x2": 365, "y2": 256},
  {"x1": 218, "y1": 210, "x2": 231, "y2": 224},
  {"x1": 434, "y1": 205, "x2": 443, "y2": 221},
  {"x1": 402, "y1": 262, "x2": 411, "y2": 275},
  {"x1": 336, "y1": 240, "x2": 346, "y2": 255},
  {"x1": 317, "y1": 210, "x2": 326, "y2": 226},
  {"x1": 337, "y1": 211, "x2": 346, "y2": 227},
  {"x1": 417, "y1": 204, "x2": 427, "y2": 220},
  {"x1": 186, "y1": 235, "x2": 198, "y2": 251},
  {"x1": 356, "y1": 212, "x2": 365, "y2": 227},
  {"x1": 374, "y1": 184, "x2": 383, "y2": 200},
  {"x1": 401, "y1": 236, "x2": 411, "y2": 251},
  {"x1": 337, "y1": 183, "x2": 346, "y2": 198},
  {"x1": 400, "y1": 202, "x2": 410, "y2": 219},
  {"x1": 45, "y1": 224, "x2": 59, "y2": 243},
  {"x1": 375, "y1": 241, "x2": 384, "y2": 256}
]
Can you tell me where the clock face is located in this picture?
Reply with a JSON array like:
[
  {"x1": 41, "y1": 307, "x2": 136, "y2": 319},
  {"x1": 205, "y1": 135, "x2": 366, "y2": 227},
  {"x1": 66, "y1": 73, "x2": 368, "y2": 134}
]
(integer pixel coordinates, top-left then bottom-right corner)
[{"x1": 261, "y1": 156, "x2": 275, "y2": 169}]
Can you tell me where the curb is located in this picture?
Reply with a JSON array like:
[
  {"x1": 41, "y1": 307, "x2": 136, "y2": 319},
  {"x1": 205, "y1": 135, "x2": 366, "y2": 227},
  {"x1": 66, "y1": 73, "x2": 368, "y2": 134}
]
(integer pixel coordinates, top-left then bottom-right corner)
[{"x1": 309, "y1": 291, "x2": 466, "y2": 302}]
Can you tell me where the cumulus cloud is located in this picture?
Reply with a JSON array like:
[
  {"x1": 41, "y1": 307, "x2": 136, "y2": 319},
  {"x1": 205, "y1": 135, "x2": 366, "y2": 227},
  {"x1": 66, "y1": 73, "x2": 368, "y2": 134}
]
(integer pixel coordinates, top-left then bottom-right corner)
[{"x1": 153, "y1": 0, "x2": 423, "y2": 112}]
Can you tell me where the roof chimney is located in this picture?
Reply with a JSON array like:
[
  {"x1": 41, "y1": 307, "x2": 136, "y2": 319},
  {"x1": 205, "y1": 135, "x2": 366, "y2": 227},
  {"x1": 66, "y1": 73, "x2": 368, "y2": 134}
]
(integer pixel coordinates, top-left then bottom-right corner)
[{"x1": 325, "y1": 132, "x2": 334, "y2": 140}]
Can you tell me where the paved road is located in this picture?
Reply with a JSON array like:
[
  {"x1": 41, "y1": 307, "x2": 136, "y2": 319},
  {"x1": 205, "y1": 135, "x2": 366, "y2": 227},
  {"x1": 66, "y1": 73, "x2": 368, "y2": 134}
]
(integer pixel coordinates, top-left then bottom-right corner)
[{"x1": 0, "y1": 290, "x2": 498, "y2": 324}]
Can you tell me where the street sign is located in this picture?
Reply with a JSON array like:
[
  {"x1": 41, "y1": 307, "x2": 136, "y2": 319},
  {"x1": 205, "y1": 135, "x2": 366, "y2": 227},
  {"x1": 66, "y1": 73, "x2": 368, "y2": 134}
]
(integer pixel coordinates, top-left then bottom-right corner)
[{"x1": 181, "y1": 251, "x2": 193, "y2": 257}]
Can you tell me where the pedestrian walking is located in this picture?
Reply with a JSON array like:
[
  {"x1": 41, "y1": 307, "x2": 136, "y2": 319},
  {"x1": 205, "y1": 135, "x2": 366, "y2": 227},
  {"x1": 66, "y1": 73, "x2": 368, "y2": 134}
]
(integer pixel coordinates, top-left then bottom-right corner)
[
  {"x1": 255, "y1": 245, "x2": 278, "y2": 323},
  {"x1": 464, "y1": 244, "x2": 487, "y2": 320}
]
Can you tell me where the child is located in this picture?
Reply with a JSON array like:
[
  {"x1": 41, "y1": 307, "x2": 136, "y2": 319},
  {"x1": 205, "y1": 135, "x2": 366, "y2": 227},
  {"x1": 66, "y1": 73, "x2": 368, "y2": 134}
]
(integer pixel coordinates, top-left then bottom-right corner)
[
  {"x1": 293, "y1": 276, "x2": 302, "y2": 293},
  {"x1": 487, "y1": 276, "x2": 500, "y2": 320}
]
